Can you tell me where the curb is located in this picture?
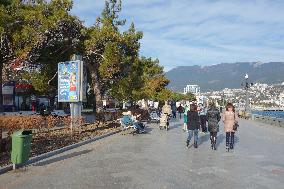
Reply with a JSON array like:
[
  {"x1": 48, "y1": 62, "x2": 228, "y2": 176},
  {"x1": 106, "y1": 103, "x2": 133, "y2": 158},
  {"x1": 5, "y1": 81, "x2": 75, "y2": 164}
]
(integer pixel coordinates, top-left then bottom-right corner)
[{"x1": 0, "y1": 129, "x2": 121, "y2": 175}]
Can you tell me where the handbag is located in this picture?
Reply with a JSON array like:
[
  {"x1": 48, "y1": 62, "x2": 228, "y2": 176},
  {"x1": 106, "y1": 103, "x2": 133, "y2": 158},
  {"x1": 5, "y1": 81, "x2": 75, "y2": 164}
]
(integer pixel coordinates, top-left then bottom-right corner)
[
  {"x1": 233, "y1": 113, "x2": 239, "y2": 131},
  {"x1": 233, "y1": 122, "x2": 239, "y2": 131}
]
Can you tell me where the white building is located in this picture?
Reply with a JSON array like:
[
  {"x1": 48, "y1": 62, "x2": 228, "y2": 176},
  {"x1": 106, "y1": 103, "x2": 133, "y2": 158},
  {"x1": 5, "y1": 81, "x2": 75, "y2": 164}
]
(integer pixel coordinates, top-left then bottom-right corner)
[
  {"x1": 251, "y1": 83, "x2": 268, "y2": 93},
  {"x1": 183, "y1": 84, "x2": 200, "y2": 95},
  {"x1": 280, "y1": 93, "x2": 284, "y2": 107},
  {"x1": 223, "y1": 88, "x2": 234, "y2": 97}
]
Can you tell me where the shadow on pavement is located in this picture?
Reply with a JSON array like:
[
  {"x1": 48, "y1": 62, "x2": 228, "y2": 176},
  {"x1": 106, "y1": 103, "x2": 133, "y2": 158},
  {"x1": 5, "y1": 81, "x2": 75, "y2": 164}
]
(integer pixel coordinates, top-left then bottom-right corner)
[
  {"x1": 169, "y1": 122, "x2": 181, "y2": 130},
  {"x1": 142, "y1": 126, "x2": 153, "y2": 134},
  {"x1": 216, "y1": 133, "x2": 225, "y2": 148},
  {"x1": 234, "y1": 135, "x2": 239, "y2": 145},
  {"x1": 34, "y1": 149, "x2": 92, "y2": 166},
  {"x1": 198, "y1": 133, "x2": 210, "y2": 146}
]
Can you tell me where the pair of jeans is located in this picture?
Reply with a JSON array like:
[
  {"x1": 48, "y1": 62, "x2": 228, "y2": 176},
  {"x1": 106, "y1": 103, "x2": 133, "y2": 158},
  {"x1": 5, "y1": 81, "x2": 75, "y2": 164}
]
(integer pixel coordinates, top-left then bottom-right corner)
[
  {"x1": 187, "y1": 129, "x2": 199, "y2": 143},
  {"x1": 210, "y1": 132, "x2": 217, "y2": 140},
  {"x1": 172, "y1": 111, "x2": 176, "y2": 118},
  {"x1": 226, "y1": 132, "x2": 234, "y2": 147},
  {"x1": 133, "y1": 122, "x2": 144, "y2": 131},
  {"x1": 210, "y1": 132, "x2": 217, "y2": 143},
  {"x1": 200, "y1": 115, "x2": 207, "y2": 132}
]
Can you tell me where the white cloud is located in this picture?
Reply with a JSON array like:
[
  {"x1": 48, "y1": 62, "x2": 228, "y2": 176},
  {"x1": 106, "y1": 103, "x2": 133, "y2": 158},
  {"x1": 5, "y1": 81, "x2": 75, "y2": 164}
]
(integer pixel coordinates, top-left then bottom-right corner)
[{"x1": 72, "y1": 0, "x2": 284, "y2": 70}]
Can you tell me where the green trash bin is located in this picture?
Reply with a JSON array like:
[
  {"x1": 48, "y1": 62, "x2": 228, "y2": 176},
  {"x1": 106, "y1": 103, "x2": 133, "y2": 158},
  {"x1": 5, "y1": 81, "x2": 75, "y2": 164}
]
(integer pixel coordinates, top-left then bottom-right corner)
[{"x1": 11, "y1": 130, "x2": 32, "y2": 165}]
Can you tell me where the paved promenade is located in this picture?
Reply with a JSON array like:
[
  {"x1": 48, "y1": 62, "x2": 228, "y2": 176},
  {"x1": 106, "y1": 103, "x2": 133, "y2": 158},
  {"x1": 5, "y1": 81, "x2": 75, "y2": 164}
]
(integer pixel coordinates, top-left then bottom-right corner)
[{"x1": 0, "y1": 118, "x2": 284, "y2": 189}]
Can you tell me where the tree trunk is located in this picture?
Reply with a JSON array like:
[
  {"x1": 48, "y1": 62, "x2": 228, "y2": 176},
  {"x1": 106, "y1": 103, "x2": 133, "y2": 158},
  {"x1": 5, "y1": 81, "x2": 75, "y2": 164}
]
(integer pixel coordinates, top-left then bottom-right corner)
[
  {"x1": 0, "y1": 60, "x2": 3, "y2": 113},
  {"x1": 0, "y1": 60, "x2": 3, "y2": 153},
  {"x1": 90, "y1": 65, "x2": 103, "y2": 113}
]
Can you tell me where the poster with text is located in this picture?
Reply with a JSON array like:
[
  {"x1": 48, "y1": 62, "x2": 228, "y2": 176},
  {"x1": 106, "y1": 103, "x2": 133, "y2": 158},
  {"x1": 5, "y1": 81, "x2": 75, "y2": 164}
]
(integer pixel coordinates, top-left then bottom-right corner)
[{"x1": 58, "y1": 61, "x2": 81, "y2": 102}]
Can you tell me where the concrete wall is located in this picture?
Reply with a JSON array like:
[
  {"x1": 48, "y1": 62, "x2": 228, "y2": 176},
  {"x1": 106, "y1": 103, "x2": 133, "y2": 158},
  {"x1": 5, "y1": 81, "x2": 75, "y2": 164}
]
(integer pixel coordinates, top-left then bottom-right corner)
[{"x1": 252, "y1": 114, "x2": 284, "y2": 128}]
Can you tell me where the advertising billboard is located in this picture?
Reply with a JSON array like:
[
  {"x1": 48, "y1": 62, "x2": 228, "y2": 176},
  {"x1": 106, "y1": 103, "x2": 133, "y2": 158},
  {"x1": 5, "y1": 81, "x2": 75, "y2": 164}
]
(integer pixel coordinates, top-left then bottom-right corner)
[{"x1": 58, "y1": 61, "x2": 81, "y2": 102}]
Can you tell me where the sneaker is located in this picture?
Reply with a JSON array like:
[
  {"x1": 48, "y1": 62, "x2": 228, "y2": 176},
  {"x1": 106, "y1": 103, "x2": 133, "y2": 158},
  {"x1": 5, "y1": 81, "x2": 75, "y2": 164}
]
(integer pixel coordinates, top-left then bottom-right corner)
[
  {"x1": 140, "y1": 130, "x2": 145, "y2": 133},
  {"x1": 194, "y1": 142, "x2": 198, "y2": 148},
  {"x1": 213, "y1": 143, "x2": 217, "y2": 150},
  {"x1": 226, "y1": 146, "x2": 230, "y2": 152},
  {"x1": 186, "y1": 140, "x2": 189, "y2": 147}
]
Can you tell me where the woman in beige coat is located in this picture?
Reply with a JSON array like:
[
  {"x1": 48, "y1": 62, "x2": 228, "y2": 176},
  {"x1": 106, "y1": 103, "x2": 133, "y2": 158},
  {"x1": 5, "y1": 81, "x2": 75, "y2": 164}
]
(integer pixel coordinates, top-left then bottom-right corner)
[{"x1": 222, "y1": 103, "x2": 239, "y2": 151}]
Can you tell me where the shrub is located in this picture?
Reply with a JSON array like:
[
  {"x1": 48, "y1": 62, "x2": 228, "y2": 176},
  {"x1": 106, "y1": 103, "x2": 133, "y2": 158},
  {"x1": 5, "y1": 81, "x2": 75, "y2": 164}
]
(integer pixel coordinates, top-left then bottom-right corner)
[{"x1": 0, "y1": 115, "x2": 85, "y2": 134}]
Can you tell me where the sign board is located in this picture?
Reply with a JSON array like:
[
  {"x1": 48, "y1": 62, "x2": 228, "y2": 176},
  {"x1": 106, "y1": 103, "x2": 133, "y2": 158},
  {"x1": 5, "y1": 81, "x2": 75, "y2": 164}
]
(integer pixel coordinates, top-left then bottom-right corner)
[
  {"x1": 2, "y1": 81, "x2": 15, "y2": 108},
  {"x1": 2, "y1": 86, "x2": 14, "y2": 95},
  {"x1": 58, "y1": 61, "x2": 81, "y2": 102},
  {"x1": 58, "y1": 60, "x2": 87, "y2": 102}
]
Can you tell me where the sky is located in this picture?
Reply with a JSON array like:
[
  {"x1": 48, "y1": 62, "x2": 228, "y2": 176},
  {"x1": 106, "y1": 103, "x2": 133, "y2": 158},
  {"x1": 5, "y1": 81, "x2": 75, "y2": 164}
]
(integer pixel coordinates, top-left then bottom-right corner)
[{"x1": 71, "y1": 0, "x2": 284, "y2": 71}]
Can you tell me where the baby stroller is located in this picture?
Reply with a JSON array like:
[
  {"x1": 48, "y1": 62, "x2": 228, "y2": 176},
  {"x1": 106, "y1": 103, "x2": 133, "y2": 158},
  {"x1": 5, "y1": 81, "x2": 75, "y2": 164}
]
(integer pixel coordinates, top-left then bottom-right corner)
[
  {"x1": 120, "y1": 114, "x2": 145, "y2": 135},
  {"x1": 159, "y1": 113, "x2": 170, "y2": 131},
  {"x1": 149, "y1": 109, "x2": 160, "y2": 124}
]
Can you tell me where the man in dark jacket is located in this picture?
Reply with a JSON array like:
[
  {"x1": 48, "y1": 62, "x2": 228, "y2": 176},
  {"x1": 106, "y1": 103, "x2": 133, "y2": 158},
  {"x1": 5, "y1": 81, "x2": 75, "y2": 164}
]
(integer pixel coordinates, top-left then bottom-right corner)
[
  {"x1": 206, "y1": 102, "x2": 221, "y2": 150},
  {"x1": 177, "y1": 104, "x2": 184, "y2": 119},
  {"x1": 186, "y1": 104, "x2": 200, "y2": 148},
  {"x1": 171, "y1": 104, "x2": 177, "y2": 118}
]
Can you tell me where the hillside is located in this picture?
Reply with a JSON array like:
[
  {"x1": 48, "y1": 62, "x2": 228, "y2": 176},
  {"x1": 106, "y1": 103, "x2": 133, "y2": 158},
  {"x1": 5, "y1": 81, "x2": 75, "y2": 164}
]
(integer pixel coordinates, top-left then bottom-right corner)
[{"x1": 165, "y1": 62, "x2": 284, "y2": 92}]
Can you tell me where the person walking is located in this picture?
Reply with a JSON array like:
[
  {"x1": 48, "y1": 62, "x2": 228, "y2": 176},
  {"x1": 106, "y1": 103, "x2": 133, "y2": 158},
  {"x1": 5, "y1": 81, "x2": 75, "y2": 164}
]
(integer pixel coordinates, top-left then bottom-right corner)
[
  {"x1": 207, "y1": 102, "x2": 221, "y2": 150},
  {"x1": 198, "y1": 104, "x2": 208, "y2": 133},
  {"x1": 177, "y1": 104, "x2": 184, "y2": 119},
  {"x1": 186, "y1": 104, "x2": 200, "y2": 149},
  {"x1": 222, "y1": 103, "x2": 239, "y2": 151},
  {"x1": 183, "y1": 105, "x2": 189, "y2": 131},
  {"x1": 162, "y1": 101, "x2": 172, "y2": 115},
  {"x1": 171, "y1": 104, "x2": 177, "y2": 119},
  {"x1": 160, "y1": 101, "x2": 172, "y2": 130}
]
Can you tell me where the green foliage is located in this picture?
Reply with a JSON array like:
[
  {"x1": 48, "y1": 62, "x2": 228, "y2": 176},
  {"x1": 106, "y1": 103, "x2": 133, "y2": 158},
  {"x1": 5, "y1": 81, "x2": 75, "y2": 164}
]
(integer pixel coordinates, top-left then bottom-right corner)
[
  {"x1": 0, "y1": 0, "x2": 82, "y2": 97},
  {"x1": 171, "y1": 92, "x2": 196, "y2": 102},
  {"x1": 184, "y1": 92, "x2": 196, "y2": 101},
  {"x1": 171, "y1": 92, "x2": 185, "y2": 101},
  {"x1": 0, "y1": 0, "x2": 170, "y2": 109},
  {"x1": 109, "y1": 57, "x2": 169, "y2": 102},
  {"x1": 21, "y1": 71, "x2": 49, "y2": 93},
  {"x1": 155, "y1": 89, "x2": 173, "y2": 102},
  {"x1": 0, "y1": 0, "x2": 75, "y2": 60},
  {"x1": 99, "y1": 42, "x2": 121, "y2": 79},
  {"x1": 83, "y1": 0, "x2": 168, "y2": 105}
]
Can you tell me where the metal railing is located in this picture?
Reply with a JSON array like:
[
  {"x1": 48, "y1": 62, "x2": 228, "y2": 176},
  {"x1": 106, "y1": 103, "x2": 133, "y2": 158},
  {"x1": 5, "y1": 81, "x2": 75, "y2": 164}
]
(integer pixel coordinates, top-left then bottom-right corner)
[{"x1": 252, "y1": 114, "x2": 284, "y2": 128}]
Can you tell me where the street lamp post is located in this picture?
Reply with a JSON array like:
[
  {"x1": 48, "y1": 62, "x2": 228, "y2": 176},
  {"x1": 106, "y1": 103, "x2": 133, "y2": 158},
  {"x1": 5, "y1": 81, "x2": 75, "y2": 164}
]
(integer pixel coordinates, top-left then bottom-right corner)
[
  {"x1": 242, "y1": 74, "x2": 253, "y2": 116},
  {"x1": 245, "y1": 74, "x2": 249, "y2": 112},
  {"x1": 222, "y1": 91, "x2": 225, "y2": 110}
]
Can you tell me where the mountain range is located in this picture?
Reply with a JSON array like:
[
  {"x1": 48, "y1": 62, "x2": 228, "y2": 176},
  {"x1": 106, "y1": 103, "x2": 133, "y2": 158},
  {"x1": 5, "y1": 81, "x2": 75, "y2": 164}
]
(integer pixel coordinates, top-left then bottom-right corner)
[{"x1": 165, "y1": 62, "x2": 284, "y2": 92}]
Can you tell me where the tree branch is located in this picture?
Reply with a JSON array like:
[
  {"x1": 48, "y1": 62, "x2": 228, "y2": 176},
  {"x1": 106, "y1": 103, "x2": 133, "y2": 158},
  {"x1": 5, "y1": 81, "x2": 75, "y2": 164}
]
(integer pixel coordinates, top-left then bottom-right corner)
[{"x1": 48, "y1": 71, "x2": 58, "y2": 85}]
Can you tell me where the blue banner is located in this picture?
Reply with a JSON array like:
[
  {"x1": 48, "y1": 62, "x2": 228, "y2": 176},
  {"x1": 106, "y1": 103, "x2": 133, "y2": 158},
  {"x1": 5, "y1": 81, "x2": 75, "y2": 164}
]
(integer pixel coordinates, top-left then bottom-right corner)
[{"x1": 58, "y1": 61, "x2": 81, "y2": 102}]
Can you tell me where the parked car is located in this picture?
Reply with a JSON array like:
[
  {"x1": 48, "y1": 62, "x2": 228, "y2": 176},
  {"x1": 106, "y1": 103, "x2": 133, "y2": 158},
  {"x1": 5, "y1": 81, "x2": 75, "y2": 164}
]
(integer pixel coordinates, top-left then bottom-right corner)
[{"x1": 50, "y1": 110, "x2": 70, "y2": 117}]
